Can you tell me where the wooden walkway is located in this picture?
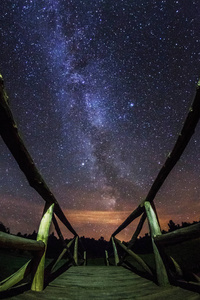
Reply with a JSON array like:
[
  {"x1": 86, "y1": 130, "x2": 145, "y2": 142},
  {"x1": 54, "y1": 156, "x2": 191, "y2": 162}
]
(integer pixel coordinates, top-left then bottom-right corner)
[{"x1": 2, "y1": 266, "x2": 200, "y2": 300}]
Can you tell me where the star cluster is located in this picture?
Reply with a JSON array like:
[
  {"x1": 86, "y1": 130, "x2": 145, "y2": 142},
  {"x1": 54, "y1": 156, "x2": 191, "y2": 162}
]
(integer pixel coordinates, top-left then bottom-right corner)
[{"x1": 0, "y1": 0, "x2": 199, "y2": 240}]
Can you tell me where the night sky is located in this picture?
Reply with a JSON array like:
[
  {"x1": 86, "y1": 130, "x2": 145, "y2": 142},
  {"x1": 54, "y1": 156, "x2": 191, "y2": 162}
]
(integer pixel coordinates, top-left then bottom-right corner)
[{"x1": 0, "y1": 0, "x2": 199, "y2": 241}]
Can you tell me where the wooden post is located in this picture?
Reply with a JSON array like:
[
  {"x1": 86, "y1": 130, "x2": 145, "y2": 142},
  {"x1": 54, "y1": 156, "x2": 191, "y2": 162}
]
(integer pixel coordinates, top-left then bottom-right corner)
[
  {"x1": 73, "y1": 236, "x2": 79, "y2": 265},
  {"x1": 31, "y1": 202, "x2": 54, "y2": 291},
  {"x1": 105, "y1": 250, "x2": 109, "y2": 266},
  {"x1": 144, "y1": 201, "x2": 169, "y2": 286},
  {"x1": 83, "y1": 251, "x2": 87, "y2": 266},
  {"x1": 111, "y1": 237, "x2": 119, "y2": 266}
]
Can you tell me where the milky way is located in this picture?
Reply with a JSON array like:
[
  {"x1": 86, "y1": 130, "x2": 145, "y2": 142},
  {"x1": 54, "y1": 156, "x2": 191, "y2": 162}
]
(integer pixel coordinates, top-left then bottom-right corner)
[{"x1": 0, "y1": 0, "x2": 199, "y2": 240}]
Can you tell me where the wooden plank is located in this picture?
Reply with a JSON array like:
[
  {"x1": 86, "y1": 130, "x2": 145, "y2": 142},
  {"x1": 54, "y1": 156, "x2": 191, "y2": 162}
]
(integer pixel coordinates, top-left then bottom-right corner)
[
  {"x1": 31, "y1": 203, "x2": 54, "y2": 291},
  {"x1": 6, "y1": 266, "x2": 199, "y2": 299},
  {"x1": 0, "y1": 74, "x2": 77, "y2": 237},
  {"x1": 144, "y1": 201, "x2": 169, "y2": 286},
  {"x1": 0, "y1": 232, "x2": 45, "y2": 251}
]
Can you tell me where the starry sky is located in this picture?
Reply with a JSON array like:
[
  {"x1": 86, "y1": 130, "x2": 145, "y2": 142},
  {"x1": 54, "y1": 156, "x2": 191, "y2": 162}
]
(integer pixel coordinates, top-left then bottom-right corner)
[{"x1": 0, "y1": 0, "x2": 199, "y2": 241}]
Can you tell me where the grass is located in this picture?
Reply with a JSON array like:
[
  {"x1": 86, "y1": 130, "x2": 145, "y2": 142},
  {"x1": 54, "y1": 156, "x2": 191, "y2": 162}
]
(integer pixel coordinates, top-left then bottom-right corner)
[{"x1": 0, "y1": 250, "x2": 32, "y2": 282}]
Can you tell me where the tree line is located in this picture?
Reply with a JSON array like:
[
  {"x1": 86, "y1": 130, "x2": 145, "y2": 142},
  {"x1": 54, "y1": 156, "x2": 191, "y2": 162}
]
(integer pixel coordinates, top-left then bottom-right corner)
[{"x1": 0, "y1": 219, "x2": 199, "y2": 258}]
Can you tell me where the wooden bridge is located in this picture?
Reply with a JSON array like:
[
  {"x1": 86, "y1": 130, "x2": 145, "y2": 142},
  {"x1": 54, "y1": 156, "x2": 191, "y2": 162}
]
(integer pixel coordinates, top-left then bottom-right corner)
[
  {"x1": 0, "y1": 74, "x2": 200, "y2": 299},
  {"x1": 1, "y1": 266, "x2": 200, "y2": 300}
]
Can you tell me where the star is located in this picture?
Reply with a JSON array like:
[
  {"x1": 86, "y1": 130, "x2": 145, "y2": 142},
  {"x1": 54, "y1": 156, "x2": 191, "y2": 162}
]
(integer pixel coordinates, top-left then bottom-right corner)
[{"x1": 0, "y1": 0, "x2": 199, "y2": 240}]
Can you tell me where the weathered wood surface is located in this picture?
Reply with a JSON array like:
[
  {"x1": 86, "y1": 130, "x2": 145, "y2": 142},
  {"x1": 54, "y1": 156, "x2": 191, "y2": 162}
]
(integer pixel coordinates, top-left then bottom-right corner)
[
  {"x1": 111, "y1": 237, "x2": 119, "y2": 266},
  {"x1": 144, "y1": 201, "x2": 169, "y2": 286},
  {"x1": 31, "y1": 203, "x2": 54, "y2": 291},
  {"x1": 128, "y1": 212, "x2": 147, "y2": 249},
  {"x1": 0, "y1": 260, "x2": 32, "y2": 292},
  {"x1": 154, "y1": 222, "x2": 200, "y2": 245},
  {"x1": 0, "y1": 232, "x2": 45, "y2": 252},
  {"x1": 105, "y1": 250, "x2": 109, "y2": 266},
  {"x1": 73, "y1": 236, "x2": 79, "y2": 266},
  {"x1": 2, "y1": 266, "x2": 200, "y2": 299}
]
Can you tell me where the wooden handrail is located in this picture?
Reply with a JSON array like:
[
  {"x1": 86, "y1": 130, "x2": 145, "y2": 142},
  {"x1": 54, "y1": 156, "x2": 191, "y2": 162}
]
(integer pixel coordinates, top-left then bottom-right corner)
[
  {"x1": 0, "y1": 231, "x2": 45, "y2": 251},
  {"x1": 154, "y1": 222, "x2": 200, "y2": 246},
  {"x1": 112, "y1": 205, "x2": 144, "y2": 237},
  {"x1": 0, "y1": 74, "x2": 77, "y2": 237},
  {"x1": 142, "y1": 85, "x2": 200, "y2": 207},
  {"x1": 111, "y1": 82, "x2": 200, "y2": 237}
]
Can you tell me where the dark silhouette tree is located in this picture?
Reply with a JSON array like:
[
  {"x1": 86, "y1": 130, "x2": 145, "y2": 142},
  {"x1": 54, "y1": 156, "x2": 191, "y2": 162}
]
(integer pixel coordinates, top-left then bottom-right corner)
[
  {"x1": 168, "y1": 220, "x2": 180, "y2": 232},
  {"x1": 0, "y1": 221, "x2": 10, "y2": 233}
]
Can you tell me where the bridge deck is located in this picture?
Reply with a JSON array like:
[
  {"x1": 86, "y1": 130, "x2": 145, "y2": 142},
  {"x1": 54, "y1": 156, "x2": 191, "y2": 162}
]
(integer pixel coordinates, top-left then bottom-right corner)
[{"x1": 3, "y1": 266, "x2": 200, "y2": 300}]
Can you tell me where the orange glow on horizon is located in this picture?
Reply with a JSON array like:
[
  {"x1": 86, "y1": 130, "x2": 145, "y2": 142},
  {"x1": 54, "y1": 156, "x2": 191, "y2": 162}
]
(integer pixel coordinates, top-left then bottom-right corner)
[{"x1": 0, "y1": 194, "x2": 199, "y2": 242}]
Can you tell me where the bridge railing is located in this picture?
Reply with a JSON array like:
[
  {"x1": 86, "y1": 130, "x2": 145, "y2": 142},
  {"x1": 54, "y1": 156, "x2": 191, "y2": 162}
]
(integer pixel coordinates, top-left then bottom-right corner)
[
  {"x1": 0, "y1": 74, "x2": 83, "y2": 292},
  {"x1": 110, "y1": 79, "x2": 200, "y2": 287}
]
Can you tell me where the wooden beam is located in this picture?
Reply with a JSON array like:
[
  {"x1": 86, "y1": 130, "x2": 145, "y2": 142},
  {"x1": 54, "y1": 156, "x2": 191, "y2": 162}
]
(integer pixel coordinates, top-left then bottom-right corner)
[
  {"x1": 154, "y1": 222, "x2": 200, "y2": 245},
  {"x1": 169, "y1": 256, "x2": 183, "y2": 277},
  {"x1": 111, "y1": 237, "x2": 119, "y2": 266},
  {"x1": 111, "y1": 205, "x2": 144, "y2": 237},
  {"x1": 0, "y1": 231, "x2": 45, "y2": 252},
  {"x1": 144, "y1": 201, "x2": 169, "y2": 286},
  {"x1": 0, "y1": 260, "x2": 32, "y2": 291},
  {"x1": 111, "y1": 82, "x2": 200, "y2": 239},
  {"x1": 31, "y1": 202, "x2": 54, "y2": 291},
  {"x1": 118, "y1": 213, "x2": 147, "y2": 266},
  {"x1": 0, "y1": 74, "x2": 77, "y2": 237},
  {"x1": 128, "y1": 212, "x2": 147, "y2": 249},
  {"x1": 49, "y1": 238, "x2": 76, "y2": 272},
  {"x1": 114, "y1": 237, "x2": 153, "y2": 276},
  {"x1": 142, "y1": 84, "x2": 200, "y2": 206}
]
